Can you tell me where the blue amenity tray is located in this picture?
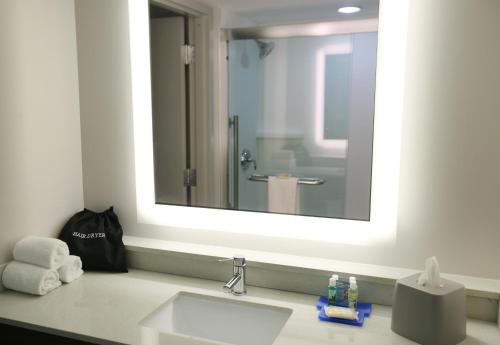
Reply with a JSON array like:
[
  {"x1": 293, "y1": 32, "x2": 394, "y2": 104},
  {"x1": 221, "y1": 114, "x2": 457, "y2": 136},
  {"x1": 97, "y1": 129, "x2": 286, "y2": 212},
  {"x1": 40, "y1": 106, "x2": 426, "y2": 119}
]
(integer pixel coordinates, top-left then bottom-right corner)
[{"x1": 316, "y1": 296, "x2": 372, "y2": 327}]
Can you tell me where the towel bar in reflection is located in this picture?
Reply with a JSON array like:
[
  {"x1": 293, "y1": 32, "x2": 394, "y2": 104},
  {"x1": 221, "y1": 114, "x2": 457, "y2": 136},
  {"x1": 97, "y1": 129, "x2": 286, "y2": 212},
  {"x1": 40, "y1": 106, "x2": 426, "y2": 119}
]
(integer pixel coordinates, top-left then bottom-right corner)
[{"x1": 248, "y1": 174, "x2": 325, "y2": 185}]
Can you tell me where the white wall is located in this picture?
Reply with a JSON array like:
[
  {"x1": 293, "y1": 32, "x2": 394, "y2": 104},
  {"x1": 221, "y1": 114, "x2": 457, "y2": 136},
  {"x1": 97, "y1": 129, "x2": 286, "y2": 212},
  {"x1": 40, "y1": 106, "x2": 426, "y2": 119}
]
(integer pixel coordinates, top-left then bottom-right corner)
[
  {"x1": 0, "y1": 0, "x2": 84, "y2": 263},
  {"x1": 78, "y1": 0, "x2": 500, "y2": 279},
  {"x1": 395, "y1": 0, "x2": 500, "y2": 277},
  {"x1": 75, "y1": 0, "x2": 137, "y2": 224}
]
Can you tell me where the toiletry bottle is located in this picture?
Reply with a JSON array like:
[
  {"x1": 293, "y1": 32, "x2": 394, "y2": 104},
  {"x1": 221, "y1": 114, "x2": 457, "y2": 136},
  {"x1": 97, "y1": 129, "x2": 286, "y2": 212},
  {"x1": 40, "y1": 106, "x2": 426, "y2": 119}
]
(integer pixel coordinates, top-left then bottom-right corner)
[
  {"x1": 335, "y1": 278, "x2": 349, "y2": 307},
  {"x1": 348, "y1": 276, "x2": 358, "y2": 309},
  {"x1": 328, "y1": 274, "x2": 338, "y2": 305}
]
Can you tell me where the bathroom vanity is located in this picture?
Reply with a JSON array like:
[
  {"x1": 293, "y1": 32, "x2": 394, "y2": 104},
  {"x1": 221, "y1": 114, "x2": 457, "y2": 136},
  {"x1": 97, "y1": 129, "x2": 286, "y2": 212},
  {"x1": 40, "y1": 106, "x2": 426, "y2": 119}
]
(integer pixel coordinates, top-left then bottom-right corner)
[
  {"x1": 0, "y1": 270, "x2": 498, "y2": 345},
  {"x1": 1, "y1": 0, "x2": 500, "y2": 344}
]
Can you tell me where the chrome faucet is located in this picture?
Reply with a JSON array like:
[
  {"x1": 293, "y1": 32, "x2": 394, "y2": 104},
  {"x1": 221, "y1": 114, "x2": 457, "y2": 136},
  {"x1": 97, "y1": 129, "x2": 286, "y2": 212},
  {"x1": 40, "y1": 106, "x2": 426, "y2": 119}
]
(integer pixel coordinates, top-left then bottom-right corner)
[{"x1": 219, "y1": 255, "x2": 246, "y2": 296}]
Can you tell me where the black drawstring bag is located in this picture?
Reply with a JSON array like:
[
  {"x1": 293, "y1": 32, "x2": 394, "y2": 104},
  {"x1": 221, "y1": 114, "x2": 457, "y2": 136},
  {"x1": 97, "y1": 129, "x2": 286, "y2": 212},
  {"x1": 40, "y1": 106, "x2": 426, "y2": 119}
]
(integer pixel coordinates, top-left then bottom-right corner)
[{"x1": 58, "y1": 207, "x2": 127, "y2": 272}]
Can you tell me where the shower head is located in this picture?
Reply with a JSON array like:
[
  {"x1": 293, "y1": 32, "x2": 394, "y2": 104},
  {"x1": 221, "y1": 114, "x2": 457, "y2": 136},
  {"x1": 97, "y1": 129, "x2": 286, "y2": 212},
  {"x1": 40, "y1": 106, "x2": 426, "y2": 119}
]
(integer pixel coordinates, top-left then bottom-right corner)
[{"x1": 255, "y1": 39, "x2": 275, "y2": 59}]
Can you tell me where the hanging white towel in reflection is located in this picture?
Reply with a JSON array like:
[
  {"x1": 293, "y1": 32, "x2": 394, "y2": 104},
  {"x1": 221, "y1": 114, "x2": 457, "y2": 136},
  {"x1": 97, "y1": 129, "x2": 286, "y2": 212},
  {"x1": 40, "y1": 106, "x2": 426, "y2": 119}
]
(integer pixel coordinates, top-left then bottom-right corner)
[{"x1": 267, "y1": 176, "x2": 299, "y2": 214}]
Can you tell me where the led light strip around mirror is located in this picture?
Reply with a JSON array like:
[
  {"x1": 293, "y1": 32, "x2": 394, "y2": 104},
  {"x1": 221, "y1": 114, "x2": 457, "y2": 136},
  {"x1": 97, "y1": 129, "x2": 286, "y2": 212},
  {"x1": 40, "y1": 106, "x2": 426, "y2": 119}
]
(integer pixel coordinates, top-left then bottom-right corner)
[{"x1": 128, "y1": 0, "x2": 409, "y2": 246}]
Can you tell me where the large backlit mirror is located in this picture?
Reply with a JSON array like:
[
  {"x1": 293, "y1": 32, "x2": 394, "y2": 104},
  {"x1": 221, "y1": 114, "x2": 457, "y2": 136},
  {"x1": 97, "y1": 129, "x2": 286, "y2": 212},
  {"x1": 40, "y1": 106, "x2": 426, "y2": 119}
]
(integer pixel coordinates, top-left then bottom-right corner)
[
  {"x1": 149, "y1": 0, "x2": 379, "y2": 221},
  {"x1": 130, "y1": 0, "x2": 406, "y2": 244}
]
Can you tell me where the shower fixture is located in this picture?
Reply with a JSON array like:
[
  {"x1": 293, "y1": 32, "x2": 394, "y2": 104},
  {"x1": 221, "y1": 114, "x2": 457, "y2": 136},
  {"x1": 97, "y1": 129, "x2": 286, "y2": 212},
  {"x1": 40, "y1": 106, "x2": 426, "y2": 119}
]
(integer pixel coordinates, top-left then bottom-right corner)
[{"x1": 255, "y1": 39, "x2": 275, "y2": 59}]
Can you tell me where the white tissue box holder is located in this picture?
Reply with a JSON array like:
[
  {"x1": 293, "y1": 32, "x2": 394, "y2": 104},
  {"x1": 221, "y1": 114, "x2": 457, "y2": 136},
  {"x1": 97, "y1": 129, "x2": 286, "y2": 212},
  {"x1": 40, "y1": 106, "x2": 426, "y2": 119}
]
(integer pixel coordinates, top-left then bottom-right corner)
[{"x1": 391, "y1": 273, "x2": 466, "y2": 345}]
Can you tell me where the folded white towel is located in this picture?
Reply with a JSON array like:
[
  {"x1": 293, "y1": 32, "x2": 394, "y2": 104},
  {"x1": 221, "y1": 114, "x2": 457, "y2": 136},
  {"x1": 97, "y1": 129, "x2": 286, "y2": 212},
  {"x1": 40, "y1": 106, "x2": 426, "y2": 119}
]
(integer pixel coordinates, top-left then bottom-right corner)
[
  {"x1": 1, "y1": 261, "x2": 61, "y2": 295},
  {"x1": 268, "y1": 176, "x2": 300, "y2": 214},
  {"x1": 13, "y1": 236, "x2": 69, "y2": 269},
  {"x1": 58, "y1": 255, "x2": 83, "y2": 283}
]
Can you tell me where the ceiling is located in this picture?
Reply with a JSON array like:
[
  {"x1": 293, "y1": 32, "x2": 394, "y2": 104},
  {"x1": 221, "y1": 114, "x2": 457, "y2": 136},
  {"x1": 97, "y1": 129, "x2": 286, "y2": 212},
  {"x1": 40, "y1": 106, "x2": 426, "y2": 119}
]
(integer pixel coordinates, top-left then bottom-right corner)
[{"x1": 199, "y1": 0, "x2": 379, "y2": 27}]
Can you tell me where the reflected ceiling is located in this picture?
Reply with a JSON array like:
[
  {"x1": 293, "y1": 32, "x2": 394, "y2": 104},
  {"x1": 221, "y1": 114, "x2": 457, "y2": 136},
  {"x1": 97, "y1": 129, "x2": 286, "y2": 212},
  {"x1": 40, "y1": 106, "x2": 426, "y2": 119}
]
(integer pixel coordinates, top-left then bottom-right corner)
[{"x1": 199, "y1": 0, "x2": 379, "y2": 27}]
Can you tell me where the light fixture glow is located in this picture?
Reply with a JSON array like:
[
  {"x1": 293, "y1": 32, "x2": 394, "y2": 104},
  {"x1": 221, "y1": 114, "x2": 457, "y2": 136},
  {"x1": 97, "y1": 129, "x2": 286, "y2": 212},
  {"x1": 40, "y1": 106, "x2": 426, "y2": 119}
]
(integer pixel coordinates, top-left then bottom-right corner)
[
  {"x1": 128, "y1": 0, "x2": 410, "y2": 246},
  {"x1": 314, "y1": 43, "x2": 351, "y2": 156},
  {"x1": 338, "y1": 6, "x2": 362, "y2": 14}
]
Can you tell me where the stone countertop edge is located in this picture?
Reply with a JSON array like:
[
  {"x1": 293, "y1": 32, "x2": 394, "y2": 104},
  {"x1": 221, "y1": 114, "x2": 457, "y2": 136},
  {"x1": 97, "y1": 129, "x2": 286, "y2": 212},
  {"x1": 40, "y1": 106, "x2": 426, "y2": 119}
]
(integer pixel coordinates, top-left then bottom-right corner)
[
  {"x1": 0, "y1": 270, "x2": 499, "y2": 345},
  {"x1": 0, "y1": 317, "x2": 125, "y2": 345},
  {"x1": 123, "y1": 235, "x2": 500, "y2": 299}
]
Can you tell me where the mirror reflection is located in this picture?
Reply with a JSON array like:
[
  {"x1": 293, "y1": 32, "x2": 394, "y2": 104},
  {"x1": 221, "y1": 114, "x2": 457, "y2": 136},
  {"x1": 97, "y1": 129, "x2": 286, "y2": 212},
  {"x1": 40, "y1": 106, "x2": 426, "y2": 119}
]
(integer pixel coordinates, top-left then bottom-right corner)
[{"x1": 150, "y1": 1, "x2": 379, "y2": 221}]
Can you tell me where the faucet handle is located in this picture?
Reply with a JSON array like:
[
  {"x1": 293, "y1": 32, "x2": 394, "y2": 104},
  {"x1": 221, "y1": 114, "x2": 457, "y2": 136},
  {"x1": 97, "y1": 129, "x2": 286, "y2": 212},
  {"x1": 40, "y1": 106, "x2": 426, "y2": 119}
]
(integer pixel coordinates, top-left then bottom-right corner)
[
  {"x1": 218, "y1": 255, "x2": 246, "y2": 266},
  {"x1": 233, "y1": 255, "x2": 246, "y2": 267}
]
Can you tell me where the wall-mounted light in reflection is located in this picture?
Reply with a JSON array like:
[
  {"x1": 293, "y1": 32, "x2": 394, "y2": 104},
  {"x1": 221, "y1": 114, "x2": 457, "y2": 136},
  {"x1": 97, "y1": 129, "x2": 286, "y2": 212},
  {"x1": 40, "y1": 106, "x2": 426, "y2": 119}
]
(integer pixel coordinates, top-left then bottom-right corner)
[{"x1": 314, "y1": 43, "x2": 352, "y2": 156}]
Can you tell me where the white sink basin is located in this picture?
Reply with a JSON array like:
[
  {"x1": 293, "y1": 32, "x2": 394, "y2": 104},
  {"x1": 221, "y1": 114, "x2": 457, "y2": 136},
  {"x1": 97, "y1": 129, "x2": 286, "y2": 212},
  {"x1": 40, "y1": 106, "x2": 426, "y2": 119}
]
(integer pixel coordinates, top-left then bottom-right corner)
[{"x1": 140, "y1": 291, "x2": 292, "y2": 345}]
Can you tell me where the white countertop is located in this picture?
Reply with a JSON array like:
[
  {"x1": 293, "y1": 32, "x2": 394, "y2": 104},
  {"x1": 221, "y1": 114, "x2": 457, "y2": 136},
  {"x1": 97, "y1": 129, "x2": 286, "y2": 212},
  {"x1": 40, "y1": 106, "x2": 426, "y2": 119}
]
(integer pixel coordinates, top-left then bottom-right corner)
[{"x1": 0, "y1": 269, "x2": 498, "y2": 345}]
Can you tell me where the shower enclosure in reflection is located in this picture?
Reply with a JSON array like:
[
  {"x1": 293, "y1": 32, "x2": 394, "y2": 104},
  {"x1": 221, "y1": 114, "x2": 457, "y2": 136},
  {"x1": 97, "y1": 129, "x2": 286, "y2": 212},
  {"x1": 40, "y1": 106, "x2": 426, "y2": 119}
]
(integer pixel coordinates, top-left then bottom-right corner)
[
  {"x1": 226, "y1": 32, "x2": 377, "y2": 219},
  {"x1": 149, "y1": 0, "x2": 379, "y2": 220}
]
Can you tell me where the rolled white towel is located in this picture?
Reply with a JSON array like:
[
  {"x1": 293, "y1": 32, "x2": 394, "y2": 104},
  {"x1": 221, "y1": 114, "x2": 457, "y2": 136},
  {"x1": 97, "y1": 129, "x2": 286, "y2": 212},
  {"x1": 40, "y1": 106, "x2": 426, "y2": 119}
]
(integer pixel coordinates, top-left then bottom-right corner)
[
  {"x1": 58, "y1": 255, "x2": 83, "y2": 283},
  {"x1": 13, "y1": 236, "x2": 69, "y2": 269},
  {"x1": 0, "y1": 263, "x2": 7, "y2": 292},
  {"x1": 2, "y1": 261, "x2": 62, "y2": 295}
]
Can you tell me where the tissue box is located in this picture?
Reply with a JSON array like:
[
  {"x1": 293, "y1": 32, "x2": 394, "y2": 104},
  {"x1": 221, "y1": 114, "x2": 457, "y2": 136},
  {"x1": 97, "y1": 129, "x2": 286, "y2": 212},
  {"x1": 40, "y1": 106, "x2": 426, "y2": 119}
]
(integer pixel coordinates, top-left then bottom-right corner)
[{"x1": 391, "y1": 273, "x2": 466, "y2": 345}]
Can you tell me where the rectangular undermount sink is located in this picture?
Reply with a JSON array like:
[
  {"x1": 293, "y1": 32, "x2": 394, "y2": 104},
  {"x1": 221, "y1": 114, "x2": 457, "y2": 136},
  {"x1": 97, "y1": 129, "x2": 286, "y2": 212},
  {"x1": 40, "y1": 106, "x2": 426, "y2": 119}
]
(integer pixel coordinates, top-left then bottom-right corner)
[{"x1": 140, "y1": 291, "x2": 292, "y2": 345}]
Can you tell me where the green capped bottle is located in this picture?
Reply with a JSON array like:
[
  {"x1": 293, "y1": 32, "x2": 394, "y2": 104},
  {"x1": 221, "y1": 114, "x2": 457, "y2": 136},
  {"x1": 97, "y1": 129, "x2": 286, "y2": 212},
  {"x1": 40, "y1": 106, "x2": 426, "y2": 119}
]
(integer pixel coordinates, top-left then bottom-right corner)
[{"x1": 328, "y1": 274, "x2": 339, "y2": 305}]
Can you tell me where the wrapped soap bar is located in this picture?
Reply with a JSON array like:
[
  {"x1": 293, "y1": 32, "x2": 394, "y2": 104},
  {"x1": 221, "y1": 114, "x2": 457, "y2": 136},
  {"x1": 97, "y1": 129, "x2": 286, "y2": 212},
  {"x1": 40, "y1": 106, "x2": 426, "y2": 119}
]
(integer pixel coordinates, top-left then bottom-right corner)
[{"x1": 323, "y1": 305, "x2": 359, "y2": 320}]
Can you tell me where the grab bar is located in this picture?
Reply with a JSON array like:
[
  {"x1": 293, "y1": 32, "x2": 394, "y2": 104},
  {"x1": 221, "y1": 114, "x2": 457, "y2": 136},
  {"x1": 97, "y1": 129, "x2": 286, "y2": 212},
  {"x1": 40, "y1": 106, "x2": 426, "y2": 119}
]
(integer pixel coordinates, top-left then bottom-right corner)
[
  {"x1": 248, "y1": 174, "x2": 325, "y2": 185},
  {"x1": 229, "y1": 116, "x2": 239, "y2": 209}
]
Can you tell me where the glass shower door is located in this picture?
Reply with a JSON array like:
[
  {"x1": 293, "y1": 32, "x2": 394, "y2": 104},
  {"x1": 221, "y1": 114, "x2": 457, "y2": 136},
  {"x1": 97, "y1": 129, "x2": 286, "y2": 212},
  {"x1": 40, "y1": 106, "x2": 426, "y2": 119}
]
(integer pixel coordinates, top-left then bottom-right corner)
[
  {"x1": 228, "y1": 39, "x2": 266, "y2": 212},
  {"x1": 227, "y1": 32, "x2": 377, "y2": 220}
]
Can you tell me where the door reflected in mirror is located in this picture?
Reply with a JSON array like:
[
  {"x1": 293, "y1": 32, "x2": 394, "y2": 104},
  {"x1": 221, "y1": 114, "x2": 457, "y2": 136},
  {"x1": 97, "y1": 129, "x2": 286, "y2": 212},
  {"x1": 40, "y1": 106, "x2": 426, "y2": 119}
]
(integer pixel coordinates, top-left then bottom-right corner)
[{"x1": 150, "y1": 0, "x2": 379, "y2": 221}]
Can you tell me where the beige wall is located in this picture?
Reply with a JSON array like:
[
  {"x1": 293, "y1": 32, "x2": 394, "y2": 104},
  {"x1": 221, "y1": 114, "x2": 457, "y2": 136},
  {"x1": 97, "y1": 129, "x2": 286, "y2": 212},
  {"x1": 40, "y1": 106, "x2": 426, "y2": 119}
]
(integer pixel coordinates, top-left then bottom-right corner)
[
  {"x1": 0, "y1": 0, "x2": 84, "y2": 263},
  {"x1": 75, "y1": 0, "x2": 137, "y2": 216},
  {"x1": 396, "y1": 0, "x2": 500, "y2": 276},
  {"x1": 77, "y1": 0, "x2": 500, "y2": 279}
]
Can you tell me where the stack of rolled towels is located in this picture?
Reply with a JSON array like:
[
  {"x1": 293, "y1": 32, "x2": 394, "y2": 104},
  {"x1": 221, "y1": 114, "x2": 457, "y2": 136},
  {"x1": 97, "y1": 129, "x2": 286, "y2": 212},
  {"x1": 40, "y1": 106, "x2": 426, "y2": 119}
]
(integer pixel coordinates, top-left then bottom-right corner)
[{"x1": 1, "y1": 236, "x2": 84, "y2": 296}]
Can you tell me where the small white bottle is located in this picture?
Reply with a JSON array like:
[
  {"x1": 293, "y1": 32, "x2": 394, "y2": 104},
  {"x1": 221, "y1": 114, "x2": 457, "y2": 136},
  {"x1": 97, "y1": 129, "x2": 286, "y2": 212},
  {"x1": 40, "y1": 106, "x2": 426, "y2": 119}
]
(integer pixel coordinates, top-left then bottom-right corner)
[
  {"x1": 348, "y1": 276, "x2": 358, "y2": 309},
  {"x1": 328, "y1": 274, "x2": 339, "y2": 305}
]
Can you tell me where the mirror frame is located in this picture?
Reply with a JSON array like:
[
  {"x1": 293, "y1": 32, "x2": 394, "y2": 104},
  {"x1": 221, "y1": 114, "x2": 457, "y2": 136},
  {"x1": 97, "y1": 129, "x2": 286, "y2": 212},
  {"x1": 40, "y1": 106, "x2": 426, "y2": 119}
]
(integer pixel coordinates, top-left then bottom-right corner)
[{"x1": 127, "y1": 0, "x2": 409, "y2": 246}]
